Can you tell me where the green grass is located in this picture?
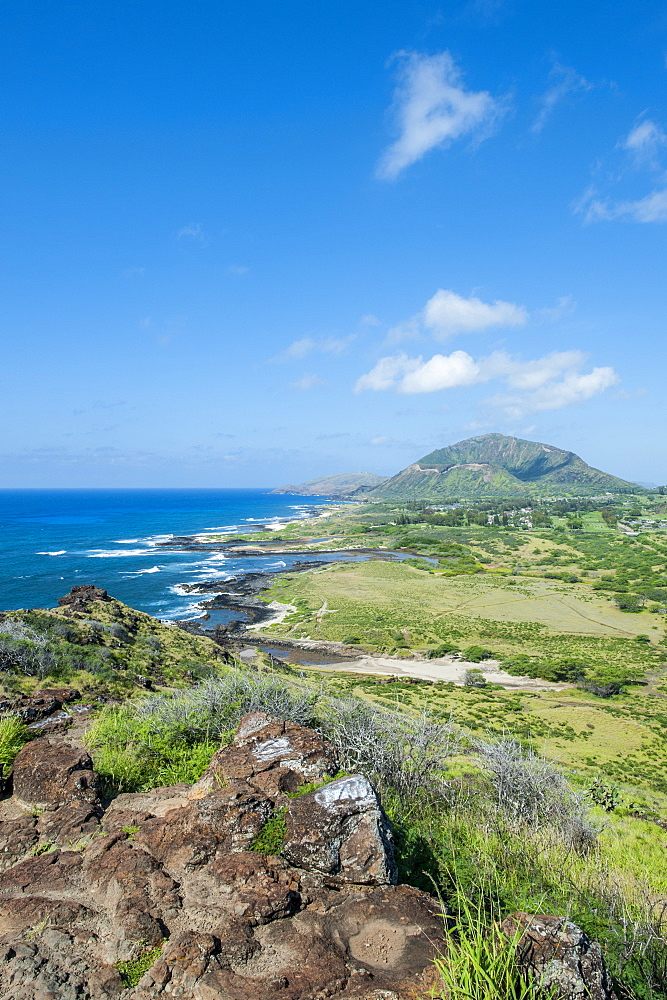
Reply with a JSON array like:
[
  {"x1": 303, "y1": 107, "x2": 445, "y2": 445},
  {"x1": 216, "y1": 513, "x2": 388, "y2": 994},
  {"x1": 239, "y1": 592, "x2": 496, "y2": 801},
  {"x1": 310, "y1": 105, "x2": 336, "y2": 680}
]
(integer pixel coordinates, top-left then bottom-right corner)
[
  {"x1": 116, "y1": 944, "x2": 163, "y2": 987},
  {"x1": 0, "y1": 715, "x2": 30, "y2": 776},
  {"x1": 251, "y1": 808, "x2": 287, "y2": 853},
  {"x1": 261, "y1": 561, "x2": 663, "y2": 679},
  {"x1": 430, "y1": 895, "x2": 553, "y2": 1000},
  {"x1": 86, "y1": 706, "x2": 219, "y2": 794}
]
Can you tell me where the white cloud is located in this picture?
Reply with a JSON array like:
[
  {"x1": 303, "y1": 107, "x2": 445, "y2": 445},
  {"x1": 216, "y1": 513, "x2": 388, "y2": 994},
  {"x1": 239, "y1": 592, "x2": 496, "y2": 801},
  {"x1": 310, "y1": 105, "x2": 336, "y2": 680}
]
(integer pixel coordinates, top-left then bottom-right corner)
[
  {"x1": 376, "y1": 51, "x2": 504, "y2": 180},
  {"x1": 275, "y1": 335, "x2": 354, "y2": 363},
  {"x1": 354, "y1": 353, "x2": 420, "y2": 392},
  {"x1": 283, "y1": 337, "x2": 316, "y2": 360},
  {"x1": 532, "y1": 61, "x2": 593, "y2": 134},
  {"x1": 289, "y1": 373, "x2": 324, "y2": 391},
  {"x1": 622, "y1": 119, "x2": 667, "y2": 166},
  {"x1": 385, "y1": 288, "x2": 529, "y2": 345},
  {"x1": 226, "y1": 264, "x2": 249, "y2": 276},
  {"x1": 494, "y1": 366, "x2": 619, "y2": 417},
  {"x1": 579, "y1": 186, "x2": 667, "y2": 224},
  {"x1": 576, "y1": 117, "x2": 667, "y2": 224},
  {"x1": 401, "y1": 351, "x2": 481, "y2": 393},
  {"x1": 423, "y1": 289, "x2": 528, "y2": 338},
  {"x1": 177, "y1": 222, "x2": 206, "y2": 241},
  {"x1": 355, "y1": 347, "x2": 618, "y2": 414}
]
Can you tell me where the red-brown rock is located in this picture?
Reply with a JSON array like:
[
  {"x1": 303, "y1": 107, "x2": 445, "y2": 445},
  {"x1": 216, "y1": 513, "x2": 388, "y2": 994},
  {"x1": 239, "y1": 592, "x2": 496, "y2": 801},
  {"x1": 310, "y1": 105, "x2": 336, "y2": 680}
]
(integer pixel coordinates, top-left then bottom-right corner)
[
  {"x1": 11, "y1": 738, "x2": 101, "y2": 812},
  {"x1": 0, "y1": 713, "x2": 446, "y2": 1000},
  {"x1": 283, "y1": 774, "x2": 397, "y2": 885}
]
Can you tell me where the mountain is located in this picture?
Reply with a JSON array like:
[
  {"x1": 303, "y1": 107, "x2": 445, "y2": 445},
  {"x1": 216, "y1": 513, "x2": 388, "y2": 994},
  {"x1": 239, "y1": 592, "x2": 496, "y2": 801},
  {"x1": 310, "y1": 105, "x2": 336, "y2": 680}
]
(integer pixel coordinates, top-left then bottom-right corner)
[
  {"x1": 271, "y1": 472, "x2": 388, "y2": 497},
  {"x1": 358, "y1": 434, "x2": 641, "y2": 500}
]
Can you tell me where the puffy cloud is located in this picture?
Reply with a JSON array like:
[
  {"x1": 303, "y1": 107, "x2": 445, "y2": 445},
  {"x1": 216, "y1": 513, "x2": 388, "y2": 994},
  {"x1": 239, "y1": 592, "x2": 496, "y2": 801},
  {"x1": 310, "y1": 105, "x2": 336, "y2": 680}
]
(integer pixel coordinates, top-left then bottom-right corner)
[
  {"x1": 494, "y1": 366, "x2": 619, "y2": 417},
  {"x1": 376, "y1": 52, "x2": 503, "y2": 180},
  {"x1": 532, "y1": 61, "x2": 593, "y2": 134},
  {"x1": 423, "y1": 289, "x2": 528, "y2": 338},
  {"x1": 401, "y1": 351, "x2": 481, "y2": 393},
  {"x1": 354, "y1": 353, "x2": 419, "y2": 392},
  {"x1": 355, "y1": 347, "x2": 618, "y2": 414}
]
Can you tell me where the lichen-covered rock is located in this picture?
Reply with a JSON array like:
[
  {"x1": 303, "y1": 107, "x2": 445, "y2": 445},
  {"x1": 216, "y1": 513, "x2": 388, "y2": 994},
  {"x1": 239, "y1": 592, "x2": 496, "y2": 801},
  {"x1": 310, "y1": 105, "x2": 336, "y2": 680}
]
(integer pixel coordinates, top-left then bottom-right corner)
[
  {"x1": 0, "y1": 714, "x2": 443, "y2": 999},
  {"x1": 282, "y1": 774, "x2": 397, "y2": 885},
  {"x1": 501, "y1": 912, "x2": 615, "y2": 1000},
  {"x1": 196, "y1": 710, "x2": 340, "y2": 804}
]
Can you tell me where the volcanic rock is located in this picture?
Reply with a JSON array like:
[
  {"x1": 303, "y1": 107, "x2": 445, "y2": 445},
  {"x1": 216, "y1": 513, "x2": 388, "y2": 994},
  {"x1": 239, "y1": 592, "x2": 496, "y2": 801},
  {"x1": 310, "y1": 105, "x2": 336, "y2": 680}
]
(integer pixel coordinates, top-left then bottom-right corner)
[
  {"x1": 282, "y1": 774, "x2": 397, "y2": 885},
  {"x1": 502, "y1": 911, "x2": 616, "y2": 999},
  {"x1": 0, "y1": 713, "x2": 444, "y2": 999},
  {"x1": 11, "y1": 738, "x2": 101, "y2": 813}
]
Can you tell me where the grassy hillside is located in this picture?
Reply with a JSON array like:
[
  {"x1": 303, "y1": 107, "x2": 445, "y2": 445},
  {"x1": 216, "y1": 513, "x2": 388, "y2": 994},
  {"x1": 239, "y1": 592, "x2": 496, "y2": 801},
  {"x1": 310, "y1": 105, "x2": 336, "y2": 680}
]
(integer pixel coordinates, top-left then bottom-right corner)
[
  {"x1": 0, "y1": 589, "x2": 226, "y2": 699},
  {"x1": 364, "y1": 433, "x2": 642, "y2": 500}
]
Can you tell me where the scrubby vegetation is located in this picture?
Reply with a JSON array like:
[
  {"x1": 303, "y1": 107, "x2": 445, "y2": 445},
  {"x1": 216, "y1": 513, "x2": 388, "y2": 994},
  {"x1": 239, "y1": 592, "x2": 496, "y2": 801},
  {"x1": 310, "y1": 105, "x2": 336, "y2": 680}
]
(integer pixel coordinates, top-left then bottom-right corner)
[
  {"x1": 0, "y1": 595, "x2": 226, "y2": 698},
  {"x1": 86, "y1": 670, "x2": 318, "y2": 794},
  {"x1": 82, "y1": 663, "x2": 667, "y2": 998},
  {"x1": 3, "y1": 490, "x2": 667, "y2": 997}
]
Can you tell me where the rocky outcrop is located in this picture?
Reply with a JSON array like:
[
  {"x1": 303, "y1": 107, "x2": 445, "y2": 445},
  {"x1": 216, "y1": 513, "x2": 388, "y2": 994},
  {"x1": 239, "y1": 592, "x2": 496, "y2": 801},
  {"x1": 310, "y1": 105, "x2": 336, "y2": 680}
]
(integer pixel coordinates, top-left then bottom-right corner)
[
  {"x1": 502, "y1": 912, "x2": 616, "y2": 999},
  {"x1": 57, "y1": 585, "x2": 110, "y2": 613},
  {"x1": 282, "y1": 775, "x2": 397, "y2": 885},
  {"x1": 0, "y1": 712, "x2": 443, "y2": 999}
]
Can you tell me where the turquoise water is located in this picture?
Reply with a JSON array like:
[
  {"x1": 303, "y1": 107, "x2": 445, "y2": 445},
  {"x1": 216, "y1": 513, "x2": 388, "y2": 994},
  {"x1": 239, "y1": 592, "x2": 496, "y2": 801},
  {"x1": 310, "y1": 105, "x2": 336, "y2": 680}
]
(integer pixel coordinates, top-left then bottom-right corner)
[{"x1": 0, "y1": 489, "x2": 334, "y2": 619}]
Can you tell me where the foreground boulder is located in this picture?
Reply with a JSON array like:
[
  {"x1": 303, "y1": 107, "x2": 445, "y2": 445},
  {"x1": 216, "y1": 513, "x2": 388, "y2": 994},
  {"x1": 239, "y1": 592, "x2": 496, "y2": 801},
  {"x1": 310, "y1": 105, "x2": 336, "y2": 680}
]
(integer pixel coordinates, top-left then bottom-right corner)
[
  {"x1": 0, "y1": 712, "x2": 443, "y2": 999},
  {"x1": 502, "y1": 912, "x2": 616, "y2": 1000}
]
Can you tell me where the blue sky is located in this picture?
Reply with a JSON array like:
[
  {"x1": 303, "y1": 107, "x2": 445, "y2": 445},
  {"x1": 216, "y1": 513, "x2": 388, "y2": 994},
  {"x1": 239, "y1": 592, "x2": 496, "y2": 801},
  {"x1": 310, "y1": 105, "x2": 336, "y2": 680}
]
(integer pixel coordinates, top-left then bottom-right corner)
[{"x1": 1, "y1": 0, "x2": 665, "y2": 487}]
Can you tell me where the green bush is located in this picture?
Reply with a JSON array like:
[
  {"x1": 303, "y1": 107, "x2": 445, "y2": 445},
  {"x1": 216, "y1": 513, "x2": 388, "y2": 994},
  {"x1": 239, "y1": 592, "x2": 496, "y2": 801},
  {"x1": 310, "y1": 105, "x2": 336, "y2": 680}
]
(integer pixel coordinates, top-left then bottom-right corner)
[{"x1": 461, "y1": 646, "x2": 496, "y2": 663}]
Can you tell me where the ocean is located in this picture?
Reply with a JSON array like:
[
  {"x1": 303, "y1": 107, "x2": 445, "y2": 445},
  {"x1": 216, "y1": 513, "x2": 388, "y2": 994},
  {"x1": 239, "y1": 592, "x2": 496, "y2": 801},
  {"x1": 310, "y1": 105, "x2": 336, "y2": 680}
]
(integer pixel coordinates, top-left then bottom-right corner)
[{"x1": 0, "y1": 489, "x2": 336, "y2": 621}]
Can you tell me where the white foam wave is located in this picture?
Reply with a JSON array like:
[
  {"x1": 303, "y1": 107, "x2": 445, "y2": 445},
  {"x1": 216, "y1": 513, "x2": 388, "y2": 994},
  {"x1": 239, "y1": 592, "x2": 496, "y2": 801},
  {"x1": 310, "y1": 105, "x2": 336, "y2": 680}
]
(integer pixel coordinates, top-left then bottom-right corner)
[
  {"x1": 87, "y1": 549, "x2": 155, "y2": 558},
  {"x1": 267, "y1": 560, "x2": 287, "y2": 568},
  {"x1": 145, "y1": 534, "x2": 174, "y2": 546},
  {"x1": 114, "y1": 538, "x2": 140, "y2": 544},
  {"x1": 37, "y1": 550, "x2": 67, "y2": 556},
  {"x1": 125, "y1": 566, "x2": 161, "y2": 575}
]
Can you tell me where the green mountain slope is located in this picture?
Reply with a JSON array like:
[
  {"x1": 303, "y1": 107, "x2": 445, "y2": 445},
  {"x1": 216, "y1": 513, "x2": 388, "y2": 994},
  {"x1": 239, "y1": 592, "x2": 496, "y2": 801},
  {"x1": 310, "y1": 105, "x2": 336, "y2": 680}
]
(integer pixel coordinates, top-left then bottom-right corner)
[
  {"x1": 360, "y1": 434, "x2": 641, "y2": 500},
  {"x1": 271, "y1": 472, "x2": 388, "y2": 497}
]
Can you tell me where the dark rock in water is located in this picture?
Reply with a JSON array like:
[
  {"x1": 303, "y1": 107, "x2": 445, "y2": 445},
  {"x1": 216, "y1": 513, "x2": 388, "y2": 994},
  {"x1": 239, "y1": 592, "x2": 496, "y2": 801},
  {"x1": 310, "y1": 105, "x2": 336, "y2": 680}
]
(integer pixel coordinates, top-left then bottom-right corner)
[
  {"x1": 0, "y1": 713, "x2": 443, "y2": 999},
  {"x1": 502, "y1": 911, "x2": 615, "y2": 999},
  {"x1": 57, "y1": 584, "x2": 110, "y2": 612}
]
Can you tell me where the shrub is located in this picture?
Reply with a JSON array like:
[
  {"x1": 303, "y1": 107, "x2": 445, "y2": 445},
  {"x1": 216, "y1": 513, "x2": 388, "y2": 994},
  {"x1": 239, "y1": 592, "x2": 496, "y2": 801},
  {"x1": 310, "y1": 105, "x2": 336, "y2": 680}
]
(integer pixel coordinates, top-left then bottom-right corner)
[
  {"x1": 461, "y1": 646, "x2": 495, "y2": 663},
  {"x1": 320, "y1": 700, "x2": 459, "y2": 800},
  {"x1": 87, "y1": 670, "x2": 320, "y2": 794},
  {"x1": 474, "y1": 738, "x2": 596, "y2": 850},
  {"x1": 464, "y1": 669, "x2": 487, "y2": 688},
  {"x1": 426, "y1": 642, "x2": 460, "y2": 658}
]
